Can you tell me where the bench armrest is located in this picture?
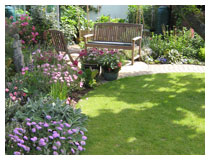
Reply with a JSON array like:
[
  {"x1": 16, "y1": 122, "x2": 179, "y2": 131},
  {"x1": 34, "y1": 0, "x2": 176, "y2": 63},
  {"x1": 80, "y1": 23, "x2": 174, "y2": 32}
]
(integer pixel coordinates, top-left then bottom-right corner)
[
  {"x1": 132, "y1": 36, "x2": 142, "y2": 41},
  {"x1": 84, "y1": 34, "x2": 94, "y2": 38}
]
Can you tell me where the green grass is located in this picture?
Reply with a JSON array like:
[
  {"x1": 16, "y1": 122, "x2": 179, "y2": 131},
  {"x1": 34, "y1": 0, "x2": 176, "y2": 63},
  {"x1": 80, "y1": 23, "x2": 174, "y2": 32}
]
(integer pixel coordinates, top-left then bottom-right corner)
[{"x1": 77, "y1": 73, "x2": 205, "y2": 155}]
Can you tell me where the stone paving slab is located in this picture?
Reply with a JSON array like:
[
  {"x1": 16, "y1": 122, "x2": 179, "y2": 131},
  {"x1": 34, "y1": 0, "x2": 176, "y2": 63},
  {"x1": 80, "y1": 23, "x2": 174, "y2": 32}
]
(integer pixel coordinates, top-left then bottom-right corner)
[{"x1": 118, "y1": 62, "x2": 205, "y2": 79}]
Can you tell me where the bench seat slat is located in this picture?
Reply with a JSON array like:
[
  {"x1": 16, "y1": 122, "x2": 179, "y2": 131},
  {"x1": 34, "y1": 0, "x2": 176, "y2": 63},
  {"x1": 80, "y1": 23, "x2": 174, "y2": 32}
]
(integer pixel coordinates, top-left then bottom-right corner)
[{"x1": 88, "y1": 41, "x2": 135, "y2": 46}]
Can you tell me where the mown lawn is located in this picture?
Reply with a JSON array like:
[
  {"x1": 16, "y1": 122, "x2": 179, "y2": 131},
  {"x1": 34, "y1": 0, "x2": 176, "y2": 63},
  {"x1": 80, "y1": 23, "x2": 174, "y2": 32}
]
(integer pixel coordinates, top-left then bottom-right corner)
[{"x1": 77, "y1": 73, "x2": 205, "y2": 155}]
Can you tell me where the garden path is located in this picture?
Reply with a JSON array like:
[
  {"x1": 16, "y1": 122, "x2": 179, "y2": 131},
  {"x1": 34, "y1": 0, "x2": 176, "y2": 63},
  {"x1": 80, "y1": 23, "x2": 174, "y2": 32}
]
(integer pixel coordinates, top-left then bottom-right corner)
[{"x1": 118, "y1": 62, "x2": 205, "y2": 79}]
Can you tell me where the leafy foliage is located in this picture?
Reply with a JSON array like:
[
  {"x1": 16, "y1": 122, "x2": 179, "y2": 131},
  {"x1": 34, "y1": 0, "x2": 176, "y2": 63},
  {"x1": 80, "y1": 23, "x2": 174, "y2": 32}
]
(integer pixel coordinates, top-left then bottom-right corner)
[
  {"x1": 14, "y1": 97, "x2": 88, "y2": 127},
  {"x1": 82, "y1": 68, "x2": 99, "y2": 88},
  {"x1": 144, "y1": 27, "x2": 205, "y2": 64}
]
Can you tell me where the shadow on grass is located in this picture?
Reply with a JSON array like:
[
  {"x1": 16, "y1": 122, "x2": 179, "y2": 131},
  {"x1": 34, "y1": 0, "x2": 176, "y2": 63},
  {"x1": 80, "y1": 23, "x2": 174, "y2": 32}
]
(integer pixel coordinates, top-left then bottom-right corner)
[{"x1": 79, "y1": 73, "x2": 205, "y2": 155}]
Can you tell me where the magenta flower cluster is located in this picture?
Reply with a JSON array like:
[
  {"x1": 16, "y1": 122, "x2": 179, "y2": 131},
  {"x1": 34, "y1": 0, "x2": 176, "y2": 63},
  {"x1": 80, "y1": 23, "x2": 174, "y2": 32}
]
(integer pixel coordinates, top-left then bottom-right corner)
[
  {"x1": 8, "y1": 116, "x2": 87, "y2": 155},
  {"x1": 36, "y1": 61, "x2": 84, "y2": 89},
  {"x1": 5, "y1": 80, "x2": 27, "y2": 102}
]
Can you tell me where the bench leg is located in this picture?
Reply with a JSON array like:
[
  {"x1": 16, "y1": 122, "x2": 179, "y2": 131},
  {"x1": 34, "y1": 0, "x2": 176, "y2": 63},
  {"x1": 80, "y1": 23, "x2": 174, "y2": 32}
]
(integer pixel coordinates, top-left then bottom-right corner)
[
  {"x1": 139, "y1": 40, "x2": 142, "y2": 61},
  {"x1": 132, "y1": 43, "x2": 135, "y2": 65}
]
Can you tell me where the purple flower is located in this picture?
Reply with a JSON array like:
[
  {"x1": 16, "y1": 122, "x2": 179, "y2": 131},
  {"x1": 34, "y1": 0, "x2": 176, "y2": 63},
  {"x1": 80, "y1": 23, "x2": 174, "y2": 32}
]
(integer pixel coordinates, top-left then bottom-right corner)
[
  {"x1": 13, "y1": 129, "x2": 22, "y2": 136},
  {"x1": 68, "y1": 129, "x2": 73, "y2": 134},
  {"x1": 75, "y1": 142, "x2": 80, "y2": 146},
  {"x1": 31, "y1": 122, "x2": 36, "y2": 125},
  {"x1": 52, "y1": 121, "x2": 57, "y2": 125},
  {"x1": 8, "y1": 134, "x2": 13, "y2": 137},
  {"x1": 48, "y1": 129, "x2": 52, "y2": 132},
  {"x1": 72, "y1": 129, "x2": 77, "y2": 133},
  {"x1": 46, "y1": 115, "x2": 51, "y2": 120},
  {"x1": 25, "y1": 118, "x2": 31, "y2": 121},
  {"x1": 19, "y1": 139, "x2": 24, "y2": 144},
  {"x1": 30, "y1": 136, "x2": 37, "y2": 142},
  {"x1": 22, "y1": 145, "x2": 30, "y2": 152},
  {"x1": 52, "y1": 146, "x2": 57, "y2": 150},
  {"x1": 14, "y1": 151, "x2": 21, "y2": 155},
  {"x1": 52, "y1": 132, "x2": 60, "y2": 138},
  {"x1": 60, "y1": 137, "x2": 66, "y2": 140},
  {"x1": 53, "y1": 151, "x2": 58, "y2": 155},
  {"x1": 80, "y1": 131, "x2": 84, "y2": 135},
  {"x1": 26, "y1": 122, "x2": 31, "y2": 126},
  {"x1": 56, "y1": 127, "x2": 63, "y2": 131},
  {"x1": 23, "y1": 136, "x2": 28, "y2": 140},
  {"x1": 32, "y1": 128, "x2": 36, "y2": 133},
  {"x1": 60, "y1": 149, "x2": 64, "y2": 154},
  {"x1": 17, "y1": 128, "x2": 25, "y2": 133},
  {"x1": 43, "y1": 123, "x2": 49, "y2": 127},
  {"x1": 56, "y1": 141, "x2": 61, "y2": 147},
  {"x1": 38, "y1": 122, "x2": 44, "y2": 125},
  {"x1": 17, "y1": 143, "x2": 23, "y2": 147},
  {"x1": 80, "y1": 141, "x2": 86, "y2": 146},
  {"x1": 39, "y1": 138, "x2": 46, "y2": 146},
  {"x1": 82, "y1": 136, "x2": 87, "y2": 140},
  {"x1": 78, "y1": 146, "x2": 83, "y2": 151},
  {"x1": 36, "y1": 146, "x2": 42, "y2": 151},
  {"x1": 71, "y1": 148, "x2": 75, "y2": 154},
  {"x1": 64, "y1": 123, "x2": 71, "y2": 128},
  {"x1": 44, "y1": 137, "x2": 49, "y2": 142},
  {"x1": 36, "y1": 125, "x2": 42, "y2": 130},
  {"x1": 60, "y1": 124, "x2": 64, "y2": 128},
  {"x1": 49, "y1": 136, "x2": 54, "y2": 140}
]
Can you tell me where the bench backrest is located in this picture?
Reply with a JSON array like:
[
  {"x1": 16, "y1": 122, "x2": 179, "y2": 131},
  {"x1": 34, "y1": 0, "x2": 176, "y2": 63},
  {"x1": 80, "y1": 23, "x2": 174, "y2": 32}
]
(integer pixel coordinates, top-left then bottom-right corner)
[
  {"x1": 93, "y1": 23, "x2": 143, "y2": 43},
  {"x1": 48, "y1": 29, "x2": 68, "y2": 53}
]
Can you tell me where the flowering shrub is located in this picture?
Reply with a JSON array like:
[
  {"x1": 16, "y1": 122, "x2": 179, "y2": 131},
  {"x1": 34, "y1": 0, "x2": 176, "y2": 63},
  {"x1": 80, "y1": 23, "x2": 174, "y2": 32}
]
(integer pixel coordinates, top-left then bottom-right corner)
[
  {"x1": 98, "y1": 49, "x2": 122, "y2": 72},
  {"x1": 32, "y1": 49, "x2": 65, "y2": 66},
  {"x1": 5, "y1": 78, "x2": 27, "y2": 104},
  {"x1": 79, "y1": 48, "x2": 103, "y2": 64},
  {"x1": 6, "y1": 15, "x2": 39, "y2": 48},
  {"x1": 6, "y1": 115, "x2": 87, "y2": 155}
]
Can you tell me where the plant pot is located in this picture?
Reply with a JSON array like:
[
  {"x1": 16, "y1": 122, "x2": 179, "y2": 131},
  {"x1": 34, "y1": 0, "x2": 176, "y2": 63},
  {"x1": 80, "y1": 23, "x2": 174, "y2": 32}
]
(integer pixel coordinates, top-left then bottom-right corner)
[{"x1": 103, "y1": 70, "x2": 119, "y2": 81}]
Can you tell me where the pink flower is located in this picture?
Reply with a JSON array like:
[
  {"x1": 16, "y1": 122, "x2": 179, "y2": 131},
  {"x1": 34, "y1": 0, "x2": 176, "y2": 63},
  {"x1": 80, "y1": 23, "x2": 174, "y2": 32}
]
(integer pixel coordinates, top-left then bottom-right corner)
[
  {"x1": 67, "y1": 83, "x2": 70, "y2": 87},
  {"x1": 20, "y1": 16, "x2": 25, "y2": 21},
  {"x1": 22, "y1": 72, "x2": 25, "y2": 75},
  {"x1": 9, "y1": 93, "x2": 13, "y2": 97},
  {"x1": 32, "y1": 26, "x2": 35, "y2": 31},
  {"x1": 14, "y1": 86, "x2": 18, "y2": 90},
  {"x1": 14, "y1": 92, "x2": 17, "y2": 96},
  {"x1": 5, "y1": 88, "x2": 9, "y2": 92},
  {"x1": 11, "y1": 96, "x2": 16, "y2": 101},
  {"x1": 73, "y1": 75, "x2": 78, "y2": 80},
  {"x1": 80, "y1": 81, "x2": 83, "y2": 88},
  {"x1": 35, "y1": 32, "x2": 39, "y2": 36},
  {"x1": 21, "y1": 40, "x2": 25, "y2": 44},
  {"x1": 28, "y1": 17, "x2": 31, "y2": 20},
  {"x1": 9, "y1": 16, "x2": 13, "y2": 20},
  {"x1": 25, "y1": 67, "x2": 29, "y2": 71},
  {"x1": 22, "y1": 68, "x2": 25, "y2": 72}
]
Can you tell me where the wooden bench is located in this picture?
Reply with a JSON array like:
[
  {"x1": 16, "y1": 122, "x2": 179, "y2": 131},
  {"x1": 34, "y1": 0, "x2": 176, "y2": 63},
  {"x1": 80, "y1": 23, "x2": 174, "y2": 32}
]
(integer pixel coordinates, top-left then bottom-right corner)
[
  {"x1": 48, "y1": 29, "x2": 80, "y2": 63},
  {"x1": 84, "y1": 23, "x2": 143, "y2": 65}
]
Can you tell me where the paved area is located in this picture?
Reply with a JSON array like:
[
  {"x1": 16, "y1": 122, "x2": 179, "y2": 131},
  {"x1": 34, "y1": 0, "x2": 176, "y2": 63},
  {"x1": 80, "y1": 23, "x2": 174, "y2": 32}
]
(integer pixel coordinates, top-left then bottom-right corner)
[{"x1": 118, "y1": 62, "x2": 205, "y2": 79}]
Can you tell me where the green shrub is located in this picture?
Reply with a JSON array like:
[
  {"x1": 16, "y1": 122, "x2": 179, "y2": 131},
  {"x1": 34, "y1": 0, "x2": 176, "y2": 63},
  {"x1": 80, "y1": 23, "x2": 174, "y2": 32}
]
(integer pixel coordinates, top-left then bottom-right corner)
[
  {"x1": 82, "y1": 68, "x2": 98, "y2": 88},
  {"x1": 147, "y1": 27, "x2": 204, "y2": 64},
  {"x1": 198, "y1": 48, "x2": 205, "y2": 61},
  {"x1": 14, "y1": 97, "x2": 87, "y2": 126}
]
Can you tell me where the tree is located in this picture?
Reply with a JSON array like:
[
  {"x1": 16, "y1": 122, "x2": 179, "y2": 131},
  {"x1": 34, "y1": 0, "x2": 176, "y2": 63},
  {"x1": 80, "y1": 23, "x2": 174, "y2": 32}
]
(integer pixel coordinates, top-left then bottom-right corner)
[{"x1": 173, "y1": 5, "x2": 205, "y2": 39}]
